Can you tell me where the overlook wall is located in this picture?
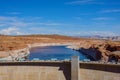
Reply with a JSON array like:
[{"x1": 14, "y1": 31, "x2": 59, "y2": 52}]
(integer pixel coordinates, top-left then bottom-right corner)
[
  {"x1": 80, "y1": 62, "x2": 120, "y2": 80},
  {"x1": 0, "y1": 62, "x2": 71, "y2": 80},
  {"x1": 0, "y1": 62, "x2": 119, "y2": 80}
]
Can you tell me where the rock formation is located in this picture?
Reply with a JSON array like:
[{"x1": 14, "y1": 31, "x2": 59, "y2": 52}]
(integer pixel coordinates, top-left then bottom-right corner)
[{"x1": 69, "y1": 40, "x2": 120, "y2": 62}]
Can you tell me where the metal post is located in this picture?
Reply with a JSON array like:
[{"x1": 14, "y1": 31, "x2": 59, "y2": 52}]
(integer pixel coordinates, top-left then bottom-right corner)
[{"x1": 71, "y1": 56, "x2": 79, "y2": 80}]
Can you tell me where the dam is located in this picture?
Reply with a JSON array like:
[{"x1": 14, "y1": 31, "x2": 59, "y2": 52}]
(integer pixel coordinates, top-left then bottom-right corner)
[{"x1": 0, "y1": 56, "x2": 120, "y2": 80}]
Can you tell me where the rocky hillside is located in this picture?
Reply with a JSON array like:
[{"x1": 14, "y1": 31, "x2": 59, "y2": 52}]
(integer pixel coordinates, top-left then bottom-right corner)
[
  {"x1": 69, "y1": 40, "x2": 120, "y2": 62},
  {"x1": 0, "y1": 34, "x2": 84, "y2": 50},
  {"x1": 0, "y1": 35, "x2": 120, "y2": 62}
]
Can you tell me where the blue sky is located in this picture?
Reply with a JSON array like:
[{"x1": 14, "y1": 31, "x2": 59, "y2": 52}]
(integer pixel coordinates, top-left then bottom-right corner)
[{"x1": 0, "y1": 0, "x2": 120, "y2": 36}]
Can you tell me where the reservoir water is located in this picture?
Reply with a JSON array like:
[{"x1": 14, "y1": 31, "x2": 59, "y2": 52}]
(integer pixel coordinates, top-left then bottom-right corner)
[{"x1": 29, "y1": 46, "x2": 88, "y2": 60}]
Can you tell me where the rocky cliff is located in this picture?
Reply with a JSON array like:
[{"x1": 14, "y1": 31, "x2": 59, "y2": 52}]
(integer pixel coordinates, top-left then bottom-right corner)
[{"x1": 68, "y1": 40, "x2": 120, "y2": 62}]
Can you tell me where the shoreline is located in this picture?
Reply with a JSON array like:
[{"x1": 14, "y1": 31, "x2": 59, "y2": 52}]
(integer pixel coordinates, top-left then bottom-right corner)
[
  {"x1": 0, "y1": 48, "x2": 30, "y2": 61},
  {"x1": 2, "y1": 42, "x2": 118, "y2": 62},
  {"x1": 0, "y1": 43, "x2": 74, "y2": 61},
  {"x1": 27, "y1": 43, "x2": 73, "y2": 48}
]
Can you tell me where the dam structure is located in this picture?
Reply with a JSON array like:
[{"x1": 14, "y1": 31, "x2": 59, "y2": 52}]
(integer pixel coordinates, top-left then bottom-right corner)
[{"x1": 0, "y1": 56, "x2": 120, "y2": 80}]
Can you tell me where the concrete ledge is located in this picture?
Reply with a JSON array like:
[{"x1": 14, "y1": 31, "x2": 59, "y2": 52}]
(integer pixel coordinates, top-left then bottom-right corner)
[
  {"x1": 0, "y1": 61, "x2": 119, "y2": 66},
  {"x1": 80, "y1": 61, "x2": 120, "y2": 66},
  {"x1": 0, "y1": 61, "x2": 70, "y2": 66}
]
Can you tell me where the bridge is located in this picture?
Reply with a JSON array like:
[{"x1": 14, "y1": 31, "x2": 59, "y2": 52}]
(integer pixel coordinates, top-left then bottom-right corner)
[{"x1": 0, "y1": 56, "x2": 120, "y2": 80}]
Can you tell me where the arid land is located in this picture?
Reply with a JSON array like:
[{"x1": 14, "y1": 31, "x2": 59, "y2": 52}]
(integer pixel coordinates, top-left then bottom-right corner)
[{"x1": 0, "y1": 35, "x2": 120, "y2": 62}]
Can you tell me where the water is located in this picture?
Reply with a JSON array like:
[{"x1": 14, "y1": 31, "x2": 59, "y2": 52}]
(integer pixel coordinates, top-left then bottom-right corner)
[{"x1": 29, "y1": 46, "x2": 88, "y2": 60}]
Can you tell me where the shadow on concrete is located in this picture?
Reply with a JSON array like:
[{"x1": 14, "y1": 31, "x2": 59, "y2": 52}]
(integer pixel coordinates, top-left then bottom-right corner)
[{"x1": 59, "y1": 63, "x2": 71, "y2": 80}]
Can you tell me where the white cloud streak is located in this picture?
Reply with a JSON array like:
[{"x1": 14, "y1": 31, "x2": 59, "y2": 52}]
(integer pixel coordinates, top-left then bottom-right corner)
[
  {"x1": 0, "y1": 16, "x2": 118, "y2": 36},
  {"x1": 60, "y1": 31, "x2": 117, "y2": 37},
  {"x1": 0, "y1": 27, "x2": 24, "y2": 35},
  {"x1": 100, "y1": 9, "x2": 120, "y2": 13},
  {"x1": 28, "y1": 28, "x2": 118, "y2": 36},
  {"x1": 0, "y1": 16, "x2": 65, "y2": 35},
  {"x1": 6, "y1": 12, "x2": 21, "y2": 15},
  {"x1": 0, "y1": 16, "x2": 17, "y2": 21},
  {"x1": 0, "y1": 16, "x2": 63, "y2": 28},
  {"x1": 93, "y1": 17, "x2": 112, "y2": 20},
  {"x1": 66, "y1": 0, "x2": 103, "y2": 5},
  {"x1": 66, "y1": 0, "x2": 93, "y2": 4},
  {"x1": 88, "y1": 31, "x2": 117, "y2": 36}
]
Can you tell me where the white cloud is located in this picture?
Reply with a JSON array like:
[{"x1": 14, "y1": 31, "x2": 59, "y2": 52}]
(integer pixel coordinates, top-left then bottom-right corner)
[
  {"x1": 6, "y1": 12, "x2": 21, "y2": 15},
  {"x1": 100, "y1": 9, "x2": 120, "y2": 13},
  {"x1": 62, "y1": 31, "x2": 118, "y2": 36},
  {"x1": 81, "y1": 31, "x2": 117, "y2": 36},
  {"x1": 0, "y1": 16, "x2": 117, "y2": 36},
  {"x1": 66, "y1": 0, "x2": 93, "y2": 4},
  {"x1": 0, "y1": 16, "x2": 63, "y2": 28},
  {"x1": 0, "y1": 16, "x2": 17, "y2": 21},
  {"x1": 0, "y1": 16, "x2": 67, "y2": 35},
  {"x1": 34, "y1": 23, "x2": 63, "y2": 26},
  {"x1": 16, "y1": 32, "x2": 25, "y2": 35},
  {"x1": 93, "y1": 17, "x2": 112, "y2": 20},
  {"x1": 88, "y1": 31, "x2": 117, "y2": 36},
  {"x1": 29, "y1": 27, "x2": 62, "y2": 34},
  {"x1": 66, "y1": 0, "x2": 103, "y2": 5},
  {"x1": 0, "y1": 27, "x2": 25, "y2": 35}
]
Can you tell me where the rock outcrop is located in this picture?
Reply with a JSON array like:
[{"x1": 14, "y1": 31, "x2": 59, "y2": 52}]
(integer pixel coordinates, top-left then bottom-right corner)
[
  {"x1": 69, "y1": 40, "x2": 120, "y2": 62},
  {"x1": 0, "y1": 48, "x2": 30, "y2": 61}
]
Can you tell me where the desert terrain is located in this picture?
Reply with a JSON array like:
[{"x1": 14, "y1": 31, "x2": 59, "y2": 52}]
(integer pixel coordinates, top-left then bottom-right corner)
[{"x1": 0, "y1": 34, "x2": 120, "y2": 62}]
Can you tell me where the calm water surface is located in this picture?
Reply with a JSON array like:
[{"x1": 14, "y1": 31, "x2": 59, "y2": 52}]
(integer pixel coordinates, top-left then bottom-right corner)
[{"x1": 29, "y1": 46, "x2": 88, "y2": 60}]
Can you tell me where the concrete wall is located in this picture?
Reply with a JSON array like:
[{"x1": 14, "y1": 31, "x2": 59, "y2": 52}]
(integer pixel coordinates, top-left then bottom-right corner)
[
  {"x1": 0, "y1": 62, "x2": 71, "y2": 80},
  {"x1": 80, "y1": 63, "x2": 120, "y2": 80},
  {"x1": 0, "y1": 62, "x2": 119, "y2": 80}
]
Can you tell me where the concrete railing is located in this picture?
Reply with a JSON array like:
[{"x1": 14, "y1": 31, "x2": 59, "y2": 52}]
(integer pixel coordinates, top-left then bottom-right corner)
[{"x1": 0, "y1": 56, "x2": 119, "y2": 80}]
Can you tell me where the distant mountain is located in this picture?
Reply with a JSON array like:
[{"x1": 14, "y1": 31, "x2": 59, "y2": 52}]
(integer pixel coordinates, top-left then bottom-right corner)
[{"x1": 72, "y1": 35, "x2": 120, "y2": 41}]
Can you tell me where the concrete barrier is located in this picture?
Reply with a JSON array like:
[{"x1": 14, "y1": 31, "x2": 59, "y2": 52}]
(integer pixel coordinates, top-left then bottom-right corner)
[
  {"x1": 80, "y1": 62, "x2": 120, "y2": 80},
  {"x1": 0, "y1": 61, "x2": 71, "y2": 80},
  {"x1": 0, "y1": 61, "x2": 119, "y2": 80}
]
